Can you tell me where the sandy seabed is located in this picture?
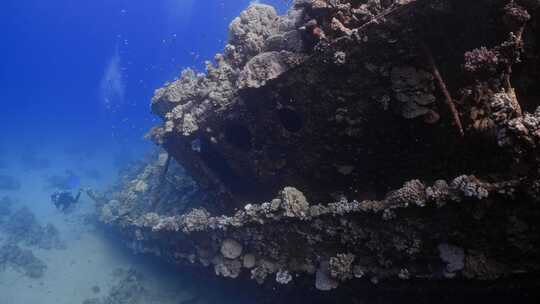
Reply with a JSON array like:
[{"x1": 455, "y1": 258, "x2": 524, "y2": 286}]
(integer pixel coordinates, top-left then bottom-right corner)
[{"x1": 0, "y1": 142, "x2": 199, "y2": 304}]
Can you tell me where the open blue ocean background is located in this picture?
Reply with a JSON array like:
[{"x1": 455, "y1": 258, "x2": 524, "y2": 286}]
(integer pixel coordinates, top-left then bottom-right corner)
[{"x1": 1, "y1": 0, "x2": 289, "y2": 150}]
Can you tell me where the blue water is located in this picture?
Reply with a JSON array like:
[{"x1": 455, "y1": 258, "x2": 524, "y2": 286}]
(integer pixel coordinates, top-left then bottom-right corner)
[
  {"x1": 0, "y1": 1, "x2": 290, "y2": 303},
  {"x1": 0, "y1": 0, "x2": 289, "y2": 147}
]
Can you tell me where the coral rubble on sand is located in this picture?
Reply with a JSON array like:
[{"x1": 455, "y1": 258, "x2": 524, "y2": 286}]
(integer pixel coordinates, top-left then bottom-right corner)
[
  {"x1": 90, "y1": 0, "x2": 540, "y2": 295},
  {"x1": 82, "y1": 268, "x2": 192, "y2": 304},
  {"x1": 3, "y1": 207, "x2": 65, "y2": 250},
  {"x1": 0, "y1": 197, "x2": 65, "y2": 279},
  {"x1": 0, "y1": 244, "x2": 47, "y2": 278},
  {"x1": 82, "y1": 269, "x2": 148, "y2": 304}
]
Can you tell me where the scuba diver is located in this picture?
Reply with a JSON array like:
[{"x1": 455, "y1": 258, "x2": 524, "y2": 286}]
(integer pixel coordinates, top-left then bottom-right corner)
[
  {"x1": 50, "y1": 171, "x2": 85, "y2": 212},
  {"x1": 51, "y1": 189, "x2": 82, "y2": 212}
]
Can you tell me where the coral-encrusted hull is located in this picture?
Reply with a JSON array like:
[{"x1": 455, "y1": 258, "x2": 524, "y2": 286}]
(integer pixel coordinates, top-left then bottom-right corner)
[{"x1": 92, "y1": 0, "x2": 540, "y2": 293}]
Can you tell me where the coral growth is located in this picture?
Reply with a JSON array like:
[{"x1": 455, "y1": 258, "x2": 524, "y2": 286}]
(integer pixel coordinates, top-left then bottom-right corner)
[
  {"x1": 0, "y1": 244, "x2": 47, "y2": 278},
  {"x1": 0, "y1": 199, "x2": 65, "y2": 280},
  {"x1": 2, "y1": 207, "x2": 65, "y2": 250},
  {"x1": 91, "y1": 0, "x2": 540, "y2": 296}
]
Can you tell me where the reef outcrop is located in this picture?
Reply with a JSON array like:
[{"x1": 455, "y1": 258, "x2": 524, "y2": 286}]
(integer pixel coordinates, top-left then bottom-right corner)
[
  {"x1": 3, "y1": 206, "x2": 65, "y2": 250},
  {"x1": 0, "y1": 197, "x2": 65, "y2": 280},
  {"x1": 93, "y1": 0, "x2": 540, "y2": 297},
  {"x1": 0, "y1": 244, "x2": 48, "y2": 278}
]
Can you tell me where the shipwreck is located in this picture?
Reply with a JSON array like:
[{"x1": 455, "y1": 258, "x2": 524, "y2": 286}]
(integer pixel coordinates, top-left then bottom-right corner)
[{"x1": 89, "y1": 0, "x2": 540, "y2": 297}]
